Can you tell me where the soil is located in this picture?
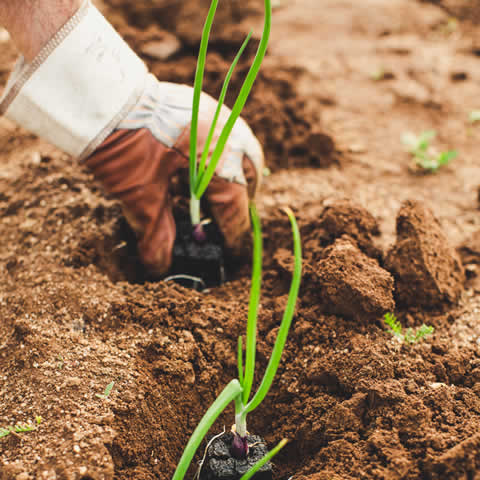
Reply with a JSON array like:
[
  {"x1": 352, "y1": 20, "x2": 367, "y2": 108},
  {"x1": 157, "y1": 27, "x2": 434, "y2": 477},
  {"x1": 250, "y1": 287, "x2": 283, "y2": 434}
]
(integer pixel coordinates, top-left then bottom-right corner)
[
  {"x1": 2, "y1": 1, "x2": 480, "y2": 480},
  {"x1": 168, "y1": 214, "x2": 225, "y2": 290}
]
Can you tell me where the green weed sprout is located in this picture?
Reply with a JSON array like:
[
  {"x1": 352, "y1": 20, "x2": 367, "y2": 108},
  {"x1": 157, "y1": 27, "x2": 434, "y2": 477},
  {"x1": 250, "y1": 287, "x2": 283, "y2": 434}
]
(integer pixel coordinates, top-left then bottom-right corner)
[
  {"x1": 401, "y1": 130, "x2": 457, "y2": 173},
  {"x1": 384, "y1": 313, "x2": 434, "y2": 345},
  {"x1": 96, "y1": 381, "x2": 114, "y2": 399},
  {"x1": 189, "y1": 0, "x2": 271, "y2": 231},
  {"x1": 469, "y1": 111, "x2": 480, "y2": 124},
  {"x1": 0, "y1": 422, "x2": 37, "y2": 439},
  {"x1": 172, "y1": 205, "x2": 302, "y2": 479}
]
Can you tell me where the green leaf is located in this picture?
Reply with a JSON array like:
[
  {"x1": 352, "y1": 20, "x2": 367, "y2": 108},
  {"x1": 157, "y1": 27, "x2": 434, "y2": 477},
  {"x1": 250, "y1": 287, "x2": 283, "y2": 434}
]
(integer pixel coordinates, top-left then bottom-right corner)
[
  {"x1": 404, "y1": 327, "x2": 415, "y2": 344},
  {"x1": 246, "y1": 207, "x2": 302, "y2": 413},
  {"x1": 370, "y1": 68, "x2": 385, "y2": 81},
  {"x1": 104, "y1": 381, "x2": 114, "y2": 397},
  {"x1": 190, "y1": 0, "x2": 220, "y2": 191},
  {"x1": 196, "y1": 31, "x2": 253, "y2": 183},
  {"x1": 14, "y1": 424, "x2": 35, "y2": 433},
  {"x1": 242, "y1": 203, "x2": 263, "y2": 404},
  {"x1": 385, "y1": 313, "x2": 434, "y2": 345},
  {"x1": 469, "y1": 111, "x2": 480, "y2": 124},
  {"x1": 417, "y1": 130, "x2": 436, "y2": 151},
  {"x1": 239, "y1": 439, "x2": 288, "y2": 480},
  {"x1": 237, "y1": 336, "x2": 244, "y2": 387},
  {"x1": 414, "y1": 324, "x2": 434, "y2": 342},
  {"x1": 436, "y1": 150, "x2": 457, "y2": 166},
  {"x1": 96, "y1": 381, "x2": 115, "y2": 399},
  {"x1": 384, "y1": 312, "x2": 402, "y2": 337},
  {"x1": 402, "y1": 130, "x2": 436, "y2": 153},
  {"x1": 194, "y1": 0, "x2": 272, "y2": 199}
]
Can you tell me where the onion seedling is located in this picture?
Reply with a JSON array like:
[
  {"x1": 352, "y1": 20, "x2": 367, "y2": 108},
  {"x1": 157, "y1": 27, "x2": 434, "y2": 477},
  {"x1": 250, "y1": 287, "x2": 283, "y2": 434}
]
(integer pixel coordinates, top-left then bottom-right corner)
[
  {"x1": 189, "y1": 0, "x2": 272, "y2": 235},
  {"x1": 172, "y1": 205, "x2": 302, "y2": 479}
]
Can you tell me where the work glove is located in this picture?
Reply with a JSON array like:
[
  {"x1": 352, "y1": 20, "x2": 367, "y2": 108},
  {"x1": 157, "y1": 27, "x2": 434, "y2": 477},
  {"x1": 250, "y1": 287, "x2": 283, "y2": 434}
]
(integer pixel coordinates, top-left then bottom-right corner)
[{"x1": 0, "y1": 0, "x2": 263, "y2": 275}]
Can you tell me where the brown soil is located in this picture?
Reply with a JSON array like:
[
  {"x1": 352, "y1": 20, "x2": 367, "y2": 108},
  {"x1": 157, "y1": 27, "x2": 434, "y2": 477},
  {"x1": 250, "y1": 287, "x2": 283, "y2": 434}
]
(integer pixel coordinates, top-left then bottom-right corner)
[{"x1": 2, "y1": 1, "x2": 480, "y2": 480}]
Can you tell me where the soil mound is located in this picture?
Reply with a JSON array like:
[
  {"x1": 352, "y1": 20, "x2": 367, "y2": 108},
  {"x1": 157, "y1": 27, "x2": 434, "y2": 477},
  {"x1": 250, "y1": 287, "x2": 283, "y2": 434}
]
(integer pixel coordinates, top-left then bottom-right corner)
[
  {"x1": 314, "y1": 236, "x2": 394, "y2": 321},
  {"x1": 385, "y1": 200, "x2": 465, "y2": 310},
  {"x1": 302, "y1": 199, "x2": 382, "y2": 261}
]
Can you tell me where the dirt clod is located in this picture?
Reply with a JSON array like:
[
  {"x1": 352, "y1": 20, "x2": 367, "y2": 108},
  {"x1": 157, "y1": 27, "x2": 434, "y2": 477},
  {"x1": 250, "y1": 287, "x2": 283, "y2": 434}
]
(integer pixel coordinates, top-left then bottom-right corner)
[
  {"x1": 385, "y1": 200, "x2": 465, "y2": 310},
  {"x1": 314, "y1": 236, "x2": 395, "y2": 320},
  {"x1": 302, "y1": 199, "x2": 382, "y2": 261}
]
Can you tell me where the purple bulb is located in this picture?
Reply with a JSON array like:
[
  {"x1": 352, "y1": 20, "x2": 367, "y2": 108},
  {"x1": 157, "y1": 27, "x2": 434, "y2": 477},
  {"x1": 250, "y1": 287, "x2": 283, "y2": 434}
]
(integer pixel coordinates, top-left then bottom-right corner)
[
  {"x1": 231, "y1": 432, "x2": 249, "y2": 459},
  {"x1": 193, "y1": 223, "x2": 207, "y2": 243}
]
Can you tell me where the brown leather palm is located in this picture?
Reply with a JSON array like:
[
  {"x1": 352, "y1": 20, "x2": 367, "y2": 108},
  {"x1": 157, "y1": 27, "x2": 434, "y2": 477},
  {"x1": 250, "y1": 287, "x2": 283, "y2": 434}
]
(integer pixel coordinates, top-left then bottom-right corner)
[{"x1": 85, "y1": 127, "x2": 257, "y2": 275}]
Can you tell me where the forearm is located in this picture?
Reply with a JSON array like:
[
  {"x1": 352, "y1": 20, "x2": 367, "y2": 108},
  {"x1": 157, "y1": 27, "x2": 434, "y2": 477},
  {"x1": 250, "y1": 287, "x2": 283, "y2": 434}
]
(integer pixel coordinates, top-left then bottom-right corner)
[{"x1": 0, "y1": 0, "x2": 83, "y2": 61}]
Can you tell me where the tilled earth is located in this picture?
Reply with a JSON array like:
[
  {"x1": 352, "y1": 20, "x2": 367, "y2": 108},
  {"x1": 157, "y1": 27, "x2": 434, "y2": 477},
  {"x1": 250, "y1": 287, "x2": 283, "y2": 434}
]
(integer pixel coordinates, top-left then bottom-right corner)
[{"x1": 2, "y1": 1, "x2": 480, "y2": 479}]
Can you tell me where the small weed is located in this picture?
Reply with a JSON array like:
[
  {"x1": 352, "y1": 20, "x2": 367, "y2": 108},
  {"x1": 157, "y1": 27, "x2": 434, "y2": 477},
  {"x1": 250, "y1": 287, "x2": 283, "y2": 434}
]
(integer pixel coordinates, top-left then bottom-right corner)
[
  {"x1": 370, "y1": 68, "x2": 385, "y2": 81},
  {"x1": 0, "y1": 421, "x2": 38, "y2": 439},
  {"x1": 438, "y1": 17, "x2": 458, "y2": 36},
  {"x1": 384, "y1": 313, "x2": 434, "y2": 345},
  {"x1": 57, "y1": 354, "x2": 64, "y2": 370},
  {"x1": 469, "y1": 111, "x2": 480, "y2": 124},
  {"x1": 96, "y1": 381, "x2": 114, "y2": 399},
  {"x1": 402, "y1": 130, "x2": 457, "y2": 173}
]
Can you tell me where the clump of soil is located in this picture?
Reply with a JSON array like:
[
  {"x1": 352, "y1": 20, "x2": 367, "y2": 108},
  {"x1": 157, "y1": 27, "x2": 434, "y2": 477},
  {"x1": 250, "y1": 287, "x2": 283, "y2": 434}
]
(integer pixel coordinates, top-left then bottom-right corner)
[
  {"x1": 457, "y1": 230, "x2": 480, "y2": 284},
  {"x1": 313, "y1": 236, "x2": 395, "y2": 321},
  {"x1": 385, "y1": 200, "x2": 465, "y2": 310},
  {"x1": 301, "y1": 199, "x2": 382, "y2": 261},
  {"x1": 458, "y1": 229, "x2": 480, "y2": 265}
]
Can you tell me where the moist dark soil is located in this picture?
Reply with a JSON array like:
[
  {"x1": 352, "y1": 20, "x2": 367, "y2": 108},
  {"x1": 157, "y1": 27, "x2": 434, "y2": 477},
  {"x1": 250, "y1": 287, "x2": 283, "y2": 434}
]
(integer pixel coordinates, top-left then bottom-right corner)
[
  {"x1": 168, "y1": 214, "x2": 225, "y2": 290},
  {"x1": 199, "y1": 433, "x2": 272, "y2": 480},
  {"x1": 2, "y1": 1, "x2": 480, "y2": 480}
]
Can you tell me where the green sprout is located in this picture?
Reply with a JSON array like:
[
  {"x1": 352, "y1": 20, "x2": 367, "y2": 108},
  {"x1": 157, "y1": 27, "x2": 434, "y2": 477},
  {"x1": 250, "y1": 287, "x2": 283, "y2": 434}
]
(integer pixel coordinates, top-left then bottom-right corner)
[
  {"x1": 370, "y1": 68, "x2": 385, "y2": 81},
  {"x1": 402, "y1": 130, "x2": 457, "y2": 173},
  {"x1": 188, "y1": 0, "x2": 271, "y2": 228},
  {"x1": 0, "y1": 421, "x2": 38, "y2": 439},
  {"x1": 384, "y1": 313, "x2": 434, "y2": 345},
  {"x1": 240, "y1": 438, "x2": 288, "y2": 480},
  {"x1": 172, "y1": 204, "x2": 302, "y2": 479},
  {"x1": 96, "y1": 381, "x2": 114, "y2": 399},
  {"x1": 384, "y1": 312, "x2": 403, "y2": 340},
  {"x1": 440, "y1": 17, "x2": 458, "y2": 35},
  {"x1": 469, "y1": 111, "x2": 480, "y2": 124}
]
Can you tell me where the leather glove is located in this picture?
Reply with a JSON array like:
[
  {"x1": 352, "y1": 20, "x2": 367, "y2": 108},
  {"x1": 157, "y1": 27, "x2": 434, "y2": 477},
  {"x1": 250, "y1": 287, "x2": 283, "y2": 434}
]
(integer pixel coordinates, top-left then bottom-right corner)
[{"x1": 0, "y1": 1, "x2": 263, "y2": 275}]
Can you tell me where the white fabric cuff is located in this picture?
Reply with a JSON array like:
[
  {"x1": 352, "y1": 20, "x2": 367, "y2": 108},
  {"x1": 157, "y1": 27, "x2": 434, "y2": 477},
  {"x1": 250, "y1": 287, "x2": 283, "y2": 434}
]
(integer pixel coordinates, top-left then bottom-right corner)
[{"x1": 0, "y1": 1, "x2": 148, "y2": 160}]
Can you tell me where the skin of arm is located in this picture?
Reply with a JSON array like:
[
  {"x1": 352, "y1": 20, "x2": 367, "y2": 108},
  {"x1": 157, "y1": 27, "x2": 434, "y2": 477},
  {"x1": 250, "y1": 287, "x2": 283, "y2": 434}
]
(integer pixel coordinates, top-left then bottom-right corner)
[{"x1": 0, "y1": 0, "x2": 83, "y2": 61}]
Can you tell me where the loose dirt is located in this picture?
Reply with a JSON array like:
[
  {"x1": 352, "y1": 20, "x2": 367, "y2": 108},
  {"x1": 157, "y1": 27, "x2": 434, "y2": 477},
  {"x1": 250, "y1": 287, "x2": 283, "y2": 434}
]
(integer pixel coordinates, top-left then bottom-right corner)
[{"x1": 2, "y1": 0, "x2": 480, "y2": 479}]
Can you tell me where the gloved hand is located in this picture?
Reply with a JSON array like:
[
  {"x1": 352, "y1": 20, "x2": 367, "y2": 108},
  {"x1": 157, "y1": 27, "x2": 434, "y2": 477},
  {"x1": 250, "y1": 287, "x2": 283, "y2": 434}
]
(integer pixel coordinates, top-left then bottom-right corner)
[
  {"x1": 0, "y1": 1, "x2": 263, "y2": 275},
  {"x1": 86, "y1": 80, "x2": 263, "y2": 274}
]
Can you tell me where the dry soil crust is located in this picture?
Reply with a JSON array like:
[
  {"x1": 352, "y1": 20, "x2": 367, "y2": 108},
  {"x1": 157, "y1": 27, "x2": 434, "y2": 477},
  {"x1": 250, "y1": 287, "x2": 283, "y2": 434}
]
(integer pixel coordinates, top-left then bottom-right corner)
[{"x1": 2, "y1": 1, "x2": 480, "y2": 480}]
